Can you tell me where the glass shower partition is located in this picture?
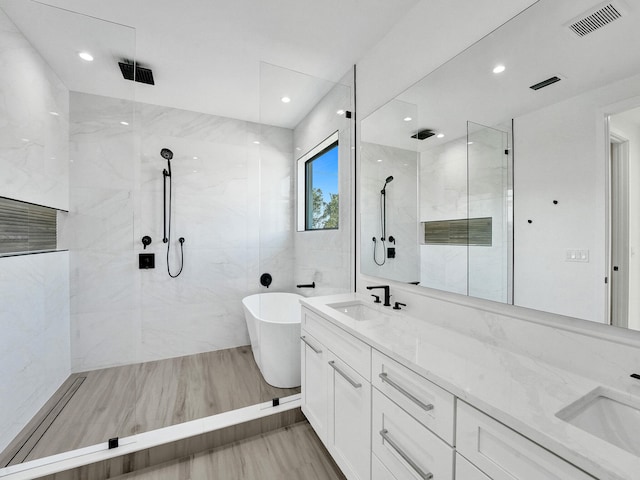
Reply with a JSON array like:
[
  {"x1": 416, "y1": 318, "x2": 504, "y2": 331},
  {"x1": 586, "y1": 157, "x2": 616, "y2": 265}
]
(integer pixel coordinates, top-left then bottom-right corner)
[
  {"x1": 467, "y1": 121, "x2": 512, "y2": 303},
  {"x1": 0, "y1": 0, "x2": 140, "y2": 469}
]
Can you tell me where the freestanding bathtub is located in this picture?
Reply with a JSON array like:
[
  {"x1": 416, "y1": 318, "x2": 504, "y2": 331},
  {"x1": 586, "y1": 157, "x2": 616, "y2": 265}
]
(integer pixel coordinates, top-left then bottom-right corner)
[{"x1": 241, "y1": 292, "x2": 302, "y2": 388}]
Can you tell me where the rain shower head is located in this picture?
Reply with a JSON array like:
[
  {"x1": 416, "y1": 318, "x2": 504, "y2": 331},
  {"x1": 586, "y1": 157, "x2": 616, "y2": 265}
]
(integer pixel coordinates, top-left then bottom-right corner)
[{"x1": 381, "y1": 175, "x2": 394, "y2": 193}]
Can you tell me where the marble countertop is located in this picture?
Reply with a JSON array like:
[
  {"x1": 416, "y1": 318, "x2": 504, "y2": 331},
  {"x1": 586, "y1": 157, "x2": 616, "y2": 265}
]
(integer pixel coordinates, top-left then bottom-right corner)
[{"x1": 300, "y1": 293, "x2": 640, "y2": 480}]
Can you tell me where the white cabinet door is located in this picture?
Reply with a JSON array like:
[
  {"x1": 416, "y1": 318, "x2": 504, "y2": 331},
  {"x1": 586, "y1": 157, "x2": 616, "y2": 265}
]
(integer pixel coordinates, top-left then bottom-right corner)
[
  {"x1": 372, "y1": 388, "x2": 453, "y2": 480},
  {"x1": 301, "y1": 332, "x2": 328, "y2": 445},
  {"x1": 457, "y1": 402, "x2": 595, "y2": 480},
  {"x1": 327, "y1": 352, "x2": 371, "y2": 480},
  {"x1": 456, "y1": 454, "x2": 491, "y2": 480}
]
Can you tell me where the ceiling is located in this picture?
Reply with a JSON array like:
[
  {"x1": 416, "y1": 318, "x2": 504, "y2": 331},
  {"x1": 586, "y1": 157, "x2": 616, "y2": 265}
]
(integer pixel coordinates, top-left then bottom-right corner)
[
  {"x1": 362, "y1": 0, "x2": 640, "y2": 151},
  {"x1": 0, "y1": 0, "x2": 419, "y2": 128}
]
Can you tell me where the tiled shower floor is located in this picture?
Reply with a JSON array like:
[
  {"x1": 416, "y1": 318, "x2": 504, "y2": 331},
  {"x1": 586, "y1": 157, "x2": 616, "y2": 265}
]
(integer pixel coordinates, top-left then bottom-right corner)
[{"x1": 1, "y1": 346, "x2": 299, "y2": 465}]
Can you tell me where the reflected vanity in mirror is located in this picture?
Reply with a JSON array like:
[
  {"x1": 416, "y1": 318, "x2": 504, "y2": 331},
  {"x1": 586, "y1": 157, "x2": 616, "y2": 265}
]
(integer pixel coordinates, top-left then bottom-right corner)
[{"x1": 361, "y1": 0, "x2": 640, "y2": 331}]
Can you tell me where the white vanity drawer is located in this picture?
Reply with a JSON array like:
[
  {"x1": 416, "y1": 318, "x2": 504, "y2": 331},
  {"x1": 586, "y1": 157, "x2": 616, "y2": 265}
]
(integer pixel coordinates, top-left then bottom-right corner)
[
  {"x1": 455, "y1": 454, "x2": 490, "y2": 480},
  {"x1": 372, "y1": 453, "x2": 397, "y2": 480},
  {"x1": 373, "y1": 388, "x2": 454, "y2": 480},
  {"x1": 457, "y1": 401, "x2": 595, "y2": 480},
  {"x1": 372, "y1": 349, "x2": 455, "y2": 445},
  {"x1": 302, "y1": 306, "x2": 371, "y2": 380}
]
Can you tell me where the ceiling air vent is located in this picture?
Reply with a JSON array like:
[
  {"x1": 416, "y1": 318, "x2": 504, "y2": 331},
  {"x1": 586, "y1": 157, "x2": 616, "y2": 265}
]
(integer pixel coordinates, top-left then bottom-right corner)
[
  {"x1": 530, "y1": 76, "x2": 562, "y2": 91},
  {"x1": 568, "y1": 2, "x2": 622, "y2": 37}
]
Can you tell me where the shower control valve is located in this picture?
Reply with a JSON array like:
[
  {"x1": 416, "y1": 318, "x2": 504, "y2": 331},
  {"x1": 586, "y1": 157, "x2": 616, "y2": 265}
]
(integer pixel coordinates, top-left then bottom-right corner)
[{"x1": 141, "y1": 236, "x2": 152, "y2": 249}]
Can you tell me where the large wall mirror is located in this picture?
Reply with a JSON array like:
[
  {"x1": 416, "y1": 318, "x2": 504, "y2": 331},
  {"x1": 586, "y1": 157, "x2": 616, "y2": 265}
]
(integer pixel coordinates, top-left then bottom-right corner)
[{"x1": 361, "y1": 0, "x2": 640, "y2": 331}]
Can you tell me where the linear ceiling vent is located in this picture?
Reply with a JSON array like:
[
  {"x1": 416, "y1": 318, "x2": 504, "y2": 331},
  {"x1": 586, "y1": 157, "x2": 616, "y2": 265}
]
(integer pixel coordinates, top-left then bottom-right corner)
[
  {"x1": 118, "y1": 59, "x2": 155, "y2": 85},
  {"x1": 568, "y1": 2, "x2": 622, "y2": 37},
  {"x1": 411, "y1": 129, "x2": 435, "y2": 140},
  {"x1": 530, "y1": 76, "x2": 562, "y2": 91}
]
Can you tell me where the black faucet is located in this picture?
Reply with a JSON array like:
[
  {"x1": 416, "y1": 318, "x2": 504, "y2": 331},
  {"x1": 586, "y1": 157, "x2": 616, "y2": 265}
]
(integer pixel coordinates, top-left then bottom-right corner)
[{"x1": 366, "y1": 285, "x2": 391, "y2": 306}]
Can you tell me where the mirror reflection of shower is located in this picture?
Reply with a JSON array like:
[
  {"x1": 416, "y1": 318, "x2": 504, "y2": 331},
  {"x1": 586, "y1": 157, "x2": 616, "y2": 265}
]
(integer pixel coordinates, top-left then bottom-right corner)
[
  {"x1": 161, "y1": 148, "x2": 186, "y2": 277},
  {"x1": 373, "y1": 175, "x2": 394, "y2": 266}
]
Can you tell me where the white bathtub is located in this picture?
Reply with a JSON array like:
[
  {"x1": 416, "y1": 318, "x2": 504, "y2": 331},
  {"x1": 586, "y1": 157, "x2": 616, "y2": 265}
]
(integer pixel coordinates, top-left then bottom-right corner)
[{"x1": 241, "y1": 292, "x2": 302, "y2": 388}]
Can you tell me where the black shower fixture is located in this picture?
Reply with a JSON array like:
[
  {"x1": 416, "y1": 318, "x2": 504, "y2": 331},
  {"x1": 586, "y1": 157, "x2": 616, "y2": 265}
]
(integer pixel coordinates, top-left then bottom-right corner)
[
  {"x1": 118, "y1": 59, "x2": 155, "y2": 85},
  {"x1": 381, "y1": 176, "x2": 394, "y2": 193},
  {"x1": 161, "y1": 148, "x2": 185, "y2": 278},
  {"x1": 411, "y1": 129, "x2": 435, "y2": 140}
]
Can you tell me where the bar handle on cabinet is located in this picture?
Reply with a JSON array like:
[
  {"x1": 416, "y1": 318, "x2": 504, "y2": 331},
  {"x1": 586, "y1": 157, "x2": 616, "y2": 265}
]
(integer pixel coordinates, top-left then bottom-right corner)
[
  {"x1": 328, "y1": 360, "x2": 362, "y2": 388},
  {"x1": 300, "y1": 336, "x2": 322, "y2": 354},
  {"x1": 380, "y1": 429, "x2": 433, "y2": 480},
  {"x1": 379, "y1": 372, "x2": 434, "y2": 412}
]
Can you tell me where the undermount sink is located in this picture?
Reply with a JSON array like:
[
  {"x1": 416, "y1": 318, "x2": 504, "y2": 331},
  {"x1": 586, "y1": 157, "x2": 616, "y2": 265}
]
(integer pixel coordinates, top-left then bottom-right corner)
[
  {"x1": 556, "y1": 387, "x2": 640, "y2": 456},
  {"x1": 328, "y1": 300, "x2": 389, "y2": 321}
]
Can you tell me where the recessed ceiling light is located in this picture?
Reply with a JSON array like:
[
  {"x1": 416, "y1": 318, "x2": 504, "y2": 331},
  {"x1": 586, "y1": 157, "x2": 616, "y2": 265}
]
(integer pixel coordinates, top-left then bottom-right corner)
[
  {"x1": 120, "y1": 121, "x2": 129, "y2": 126},
  {"x1": 436, "y1": 133, "x2": 445, "y2": 138},
  {"x1": 49, "y1": 111, "x2": 59, "y2": 116},
  {"x1": 467, "y1": 141, "x2": 474, "y2": 145},
  {"x1": 281, "y1": 96, "x2": 291, "y2": 103},
  {"x1": 403, "y1": 117, "x2": 412, "y2": 122},
  {"x1": 336, "y1": 109, "x2": 345, "y2": 115},
  {"x1": 21, "y1": 138, "x2": 29, "y2": 142},
  {"x1": 78, "y1": 51, "x2": 94, "y2": 62},
  {"x1": 193, "y1": 156, "x2": 199, "y2": 160},
  {"x1": 377, "y1": 159, "x2": 383, "y2": 163},
  {"x1": 253, "y1": 141, "x2": 260, "y2": 145},
  {"x1": 493, "y1": 64, "x2": 506, "y2": 74}
]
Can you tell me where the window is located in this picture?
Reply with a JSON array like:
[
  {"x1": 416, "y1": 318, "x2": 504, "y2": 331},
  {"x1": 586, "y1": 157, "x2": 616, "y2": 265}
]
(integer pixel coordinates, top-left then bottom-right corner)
[
  {"x1": 297, "y1": 132, "x2": 339, "y2": 231},
  {"x1": 0, "y1": 197, "x2": 58, "y2": 255}
]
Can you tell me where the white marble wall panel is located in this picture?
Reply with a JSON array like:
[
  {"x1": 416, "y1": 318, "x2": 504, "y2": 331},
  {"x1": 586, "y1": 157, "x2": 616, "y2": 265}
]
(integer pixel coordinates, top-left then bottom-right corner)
[
  {"x1": 361, "y1": 142, "x2": 419, "y2": 283},
  {"x1": 0, "y1": 252, "x2": 70, "y2": 453},
  {"x1": 67, "y1": 93, "x2": 294, "y2": 370},
  {"x1": 293, "y1": 75, "x2": 354, "y2": 296},
  {"x1": 0, "y1": 8, "x2": 69, "y2": 210}
]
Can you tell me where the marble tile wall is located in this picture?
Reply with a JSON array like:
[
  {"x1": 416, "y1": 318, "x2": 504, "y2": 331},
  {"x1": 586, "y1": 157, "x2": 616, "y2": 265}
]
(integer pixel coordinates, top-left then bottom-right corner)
[
  {"x1": 0, "y1": 252, "x2": 70, "y2": 454},
  {"x1": 293, "y1": 73, "x2": 354, "y2": 296},
  {"x1": 65, "y1": 92, "x2": 294, "y2": 371},
  {"x1": 0, "y1": 8, "x2": 69, "y2": 211},
  {"x1": 0, "y1": 8, "x2": 71, "y2": 454},
  {"x1": 360, "y1": 142, "x2": 419, "y2": 283}
]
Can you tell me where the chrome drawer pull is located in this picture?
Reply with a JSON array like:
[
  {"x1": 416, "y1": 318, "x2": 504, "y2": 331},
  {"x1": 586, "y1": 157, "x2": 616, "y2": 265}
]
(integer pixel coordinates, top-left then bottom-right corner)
[
  {"x1": 328, "y1": 360, "x2": 362, "y2": 388},
  {"x1": 300, "y1": 336, "x2": 322, "y2": 354},
  {"x1": 380, "y1": 429, "x2": 433, "y2": 480},
  {"x1": 379, "y1": 372, "x2": 434, "y2": 412}
]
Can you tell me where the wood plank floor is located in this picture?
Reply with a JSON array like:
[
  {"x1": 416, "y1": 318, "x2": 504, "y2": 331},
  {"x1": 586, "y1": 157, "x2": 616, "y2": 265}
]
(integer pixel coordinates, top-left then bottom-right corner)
[
  {"x1": 112, "y1": 422, "x2": 346, "y2": 480},
  {"x1": 4, "y1": 346, "x2": 299, "y2": 465}
]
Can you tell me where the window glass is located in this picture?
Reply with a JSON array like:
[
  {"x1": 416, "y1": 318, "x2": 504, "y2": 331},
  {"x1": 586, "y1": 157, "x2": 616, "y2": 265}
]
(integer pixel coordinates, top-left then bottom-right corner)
[{"x1": 305, "y1": 141, "x2": 339, "y2": 230}]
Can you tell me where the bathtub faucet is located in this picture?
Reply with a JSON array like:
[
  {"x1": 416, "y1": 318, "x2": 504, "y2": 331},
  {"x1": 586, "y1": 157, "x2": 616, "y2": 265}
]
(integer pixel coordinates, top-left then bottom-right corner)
[{"x1": 366, "y1": 285, "x2": 391, "y2": 306}]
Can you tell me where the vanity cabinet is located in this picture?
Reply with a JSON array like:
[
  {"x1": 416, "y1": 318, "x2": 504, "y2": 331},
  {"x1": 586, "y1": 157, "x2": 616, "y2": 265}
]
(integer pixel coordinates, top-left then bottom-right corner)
[
  {"x1": 300, "y1": 332, "x2": 327, "y2": 441},
  {"x1": 455, "y1": 454, "x2": 491, "y2": 480},
  {"x1": 456, "y1": 402, "x2": 595, "y2": 480},
  {"x1": 301, "y1": 307, "x2": 372, "y2": 480},
  {"x1": 301, "y1": 304, "x2": 597, "y2": 480}
]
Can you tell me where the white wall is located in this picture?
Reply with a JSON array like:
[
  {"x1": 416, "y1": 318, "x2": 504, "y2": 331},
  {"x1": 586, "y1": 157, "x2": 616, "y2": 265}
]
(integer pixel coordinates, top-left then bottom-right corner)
[
  {"x1": 0, "y1": 9, "x2": 70, "y2": 453},
  {"x1": 293, "y1": 72, "x2": 354, "y2": 296},
  {"x1": 65, "y1": 92, "x2": 294, "y2": 371},
  {"x1": 514, "y1": 74, "x2": 640, "y2": 322}
]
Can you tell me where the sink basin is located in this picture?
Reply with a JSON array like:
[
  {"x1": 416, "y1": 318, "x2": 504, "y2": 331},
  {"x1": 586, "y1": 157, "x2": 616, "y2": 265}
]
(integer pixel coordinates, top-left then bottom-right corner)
[
  {"x1": 556, "y1": 387, "x2": 640, "y2": 456},
  {"x1": 328, "y1": 300, "x2": 388, "y2": 321}
]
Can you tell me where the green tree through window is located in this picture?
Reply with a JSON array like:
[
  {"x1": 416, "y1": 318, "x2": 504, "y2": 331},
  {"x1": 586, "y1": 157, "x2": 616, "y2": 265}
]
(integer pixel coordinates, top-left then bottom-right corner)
[{"x1": 305, "y1": 142, "x2": 339, "y2": 230}]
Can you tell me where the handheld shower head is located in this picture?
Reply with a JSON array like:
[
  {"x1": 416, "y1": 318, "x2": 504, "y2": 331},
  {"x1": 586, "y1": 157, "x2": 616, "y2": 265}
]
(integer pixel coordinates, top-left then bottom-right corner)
[
  {"x1": 160, "y1": 148, "x2": 173, "y2": 160},
  {"x1": 381, "y1": 175, "x2": 394, "y2": 193},
  {"x1": 161, "y1": 148, "x2": 173, "y2": 177}
]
